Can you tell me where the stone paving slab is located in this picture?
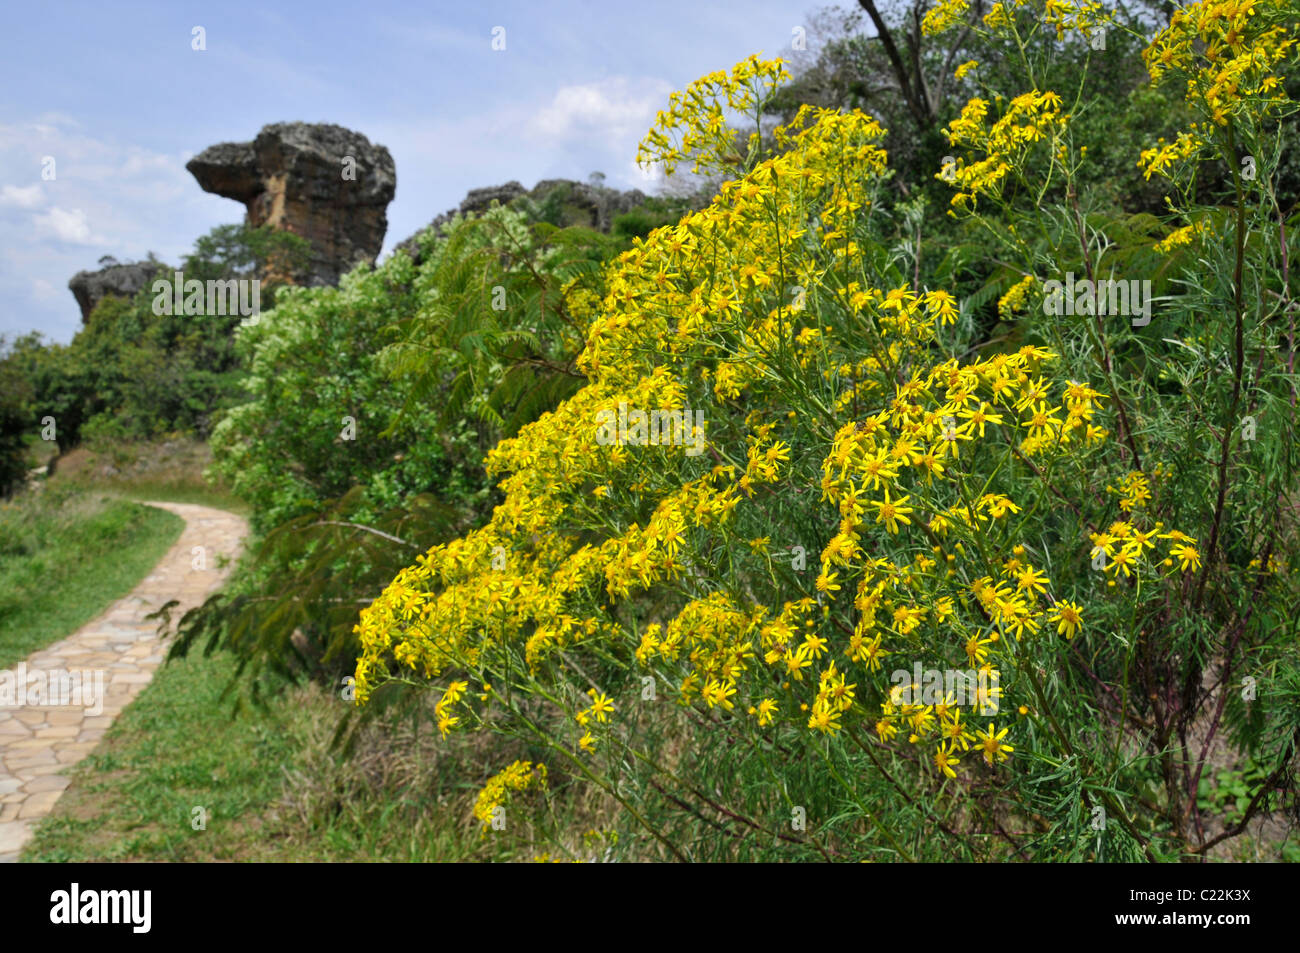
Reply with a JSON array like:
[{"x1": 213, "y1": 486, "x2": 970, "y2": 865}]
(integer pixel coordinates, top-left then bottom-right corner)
[{"x1": 0, "y1": 502, "x2": 247, "y2": 862}]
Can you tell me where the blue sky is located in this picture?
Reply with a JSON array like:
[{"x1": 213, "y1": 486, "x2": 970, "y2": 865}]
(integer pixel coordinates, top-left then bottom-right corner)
[{"x1": 0, "y1": 0, "x2": 835, "y2": 343}]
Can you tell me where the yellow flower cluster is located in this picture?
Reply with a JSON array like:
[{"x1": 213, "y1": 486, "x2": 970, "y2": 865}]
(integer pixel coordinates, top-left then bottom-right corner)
[
  {"x1": 1139, "y1": 129, "x2": 1207, "y2": 181},
  {"x1": 560, "y1": 276, "x2": 605, "y2": 351},
  {"x1": 1113, "y1": 470, "x2": 1152, "y2": 512},
  {"x1": 940, "y1": 90, "x2": 1068, "y2": 211},
  {"x1": 926, "y1": 0, "x2": 1111, "y2": 44},
  {"x1": 353, "y1": 94, "x2": 891, "y2": 712},
  {"x1": 1090, "y1": 519, "x2": 1201, "y2": 579},
  {"x1": 575, "y1": 688, "x2": 615, "y2": 751},
  {"x1": 435, "y1": 679, "x2": 469, "y2": 737},
  {"x1": 473, "y1": 760, "x2": 548, "y2": 830},
  {"x1": 1154, "y1": 219, "x2": 1213, "y2": 253},
  {"x1": 998, "y1": 275, "x2": 1037, "y2": 319},
  {"x1": 923, "y1": 0, "x2": 974, "y2": 35},
  {"x1": 1041, "y1": 0, "x2": 1108, "y2": 41},
  {"x1": 807, "y1": 347, "x2": 1123, "y2": 778},
  {"x1": 1142, "y1": 0, "x2": 1297, "y2": 136},
  {"x1": 636, "y1": 54, "x2": 789, "y2": 178},
  {"x1": 1247, "y1": 553, "x2": 1288, "y2": 575}
]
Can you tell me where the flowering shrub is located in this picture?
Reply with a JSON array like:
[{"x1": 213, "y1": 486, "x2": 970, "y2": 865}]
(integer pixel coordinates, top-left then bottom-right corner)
[{"x1": 353, "y1": 1, "x2": 1300, "y2": 860}]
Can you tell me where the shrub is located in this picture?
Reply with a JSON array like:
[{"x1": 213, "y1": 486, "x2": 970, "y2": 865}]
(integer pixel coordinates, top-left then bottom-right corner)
[{"x1": 352, "y1": 12, "x2": 1300, "y2": 862}]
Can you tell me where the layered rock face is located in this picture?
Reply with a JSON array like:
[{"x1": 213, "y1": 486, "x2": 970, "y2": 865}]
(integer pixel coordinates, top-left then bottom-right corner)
[
  {"x1": 393, "y1": 178, "x2": 648, "y2": 264},
  {"x1": 186, "y1": 123, "x2": 396, "y2": 286},
  {"x1": 68, "y1": 258, "x2": 168, "y2": 322}
]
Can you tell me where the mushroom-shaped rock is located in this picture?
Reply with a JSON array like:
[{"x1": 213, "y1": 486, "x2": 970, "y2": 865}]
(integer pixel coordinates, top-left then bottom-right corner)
[{"x1": 186, "y1": 122, "x2": 396, "y2": 286}]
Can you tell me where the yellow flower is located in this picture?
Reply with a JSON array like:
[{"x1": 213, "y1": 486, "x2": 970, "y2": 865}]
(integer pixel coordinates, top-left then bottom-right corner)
[
  {"x1": 637, "y1": 55, "x2": 790, "y2": 177},
  {"x1": 808, "y1": 702, "x2": 843, "y2": 734},
  {"x1": 587, "y1": 689, "x2": 615, "y2": 723},
  {"x1": 1170, "y1": 543, "x2": 1202, "y2": 573},
  {"x1": 940, "y1": 711, "x2": 973, "y2": 751},
  {"x1": 1048, "y1": 600, "x2": 1083, "y2": 639},
  {"x1": 1107, "y1": 544, "x2": 1140, "y2": 578},
  {"x1": 860, "y1": 633, "x2": 890, "y2": 672},
  {"x1": 783, "y1": 646, "x2": 814, "y2": 680},
  {"x1": 1015, "y1": 564, "x2": 1049, "y2": 595},
  {"x1": 964, "y1": 633, "x2": 996, "y2": 666},
  {"x1": 870, "y1": 487, "x2": 914, "y2": 534},
  {"x1": 975, "y1": 723, "x2": 1014, "y2": 765},
  {"x1": 702, "y1": 679, "x2": 737, "y2": 710},
  {"x1": 933, "y1": 743, "x2": 961, "y2": 778},
  {"x1": 815, "y1": 570, "x2": 842, "y2": 594},
  {"x1": 923, "y1": 0, "x2": 970, "y2": 35},
  {"x1": 1022, "y1": 401, "x2": 1063, "y2": 440}
]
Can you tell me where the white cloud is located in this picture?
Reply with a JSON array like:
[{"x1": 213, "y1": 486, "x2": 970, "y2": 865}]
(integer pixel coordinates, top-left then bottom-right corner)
[
  {"x1": 0, "y1": 184, "x2": 43, "y2": 209},
  {"x1": 121, "y1": 152, "x2": 176, "y2": 176},
  {"x1": 0, "y1": 116, "x2": 228, "y2": 341},
  {"x1": 34, "y1": 111, "x2": 80, "y2": 129},
  {"x1": 532, "y1": 76, "x2": 673, "y2": 142},
  {"x1": 369, "y1": 73, "x2": 678, "y2": 257},
  {"x1": 623, "y1": 155, "x2": 663, "y2": 191},
  {"x1": 33, "y1": 206, "x2": 100, "y2": 244}
]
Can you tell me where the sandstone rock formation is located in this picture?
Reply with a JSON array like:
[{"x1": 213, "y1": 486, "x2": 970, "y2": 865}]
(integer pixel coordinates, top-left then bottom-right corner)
[
  {"x1": 186, "y1": 122, "x2": 396, "y2": 286},
  {"x1": 393, "y1": 178, "x2": 648, "y2": 264},
  {"x1": 68, "y1": 257, "x2": 169, "y2": 322}
]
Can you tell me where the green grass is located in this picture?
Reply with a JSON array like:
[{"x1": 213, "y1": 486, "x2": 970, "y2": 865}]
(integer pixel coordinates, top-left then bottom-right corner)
[
  {"x1": 0, "y1": 486, "x2": 184, "y2": 669},
  {"x1": 97, "y1": 479, "x2": 250, "y2": 515},
  {"x1": 23, "y1": 650, "x2": 304, "y2": 862},
  {"x1": 46, "y1": 436, "x2": 251, "y2": 517},
  {"x1": 22, "y1": 649, "x2": 515, "y2": 862}
]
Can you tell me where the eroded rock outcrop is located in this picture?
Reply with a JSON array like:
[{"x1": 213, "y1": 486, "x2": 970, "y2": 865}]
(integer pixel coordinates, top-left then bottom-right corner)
[
  {"x1": 393, "y1": 178, "x2": 648, "y2": 264},
  {"x1": 531, "y1": 178, "x2": 649, "y2": 231},
  {"x1": 68, "y1": 257, "x2": 169, "y2": 323},
  {"x1": 186, "y1": 122, "x2": 396, "y2": 286}
]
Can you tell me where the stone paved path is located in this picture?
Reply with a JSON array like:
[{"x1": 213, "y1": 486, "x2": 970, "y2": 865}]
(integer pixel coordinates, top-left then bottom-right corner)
[{"x1": 0, "y1": 502, "x2": 247, "y2": 861}]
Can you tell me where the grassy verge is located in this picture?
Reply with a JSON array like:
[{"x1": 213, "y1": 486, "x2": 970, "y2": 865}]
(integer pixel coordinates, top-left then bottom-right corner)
[
  {"x1": 47, "y1": 437, "x2": 250, "y2": 516},
  {"x1": 21, "y1": 650, "x2": 526, "y2": 862},
  {"x1": 17, "y1": 439, "x2": 627, "y2": 862},
  {"x1": 92, "y1": 478, "x2": 247, "y2": 514},
  {"x1": 0, "y1": 486, "x2": 184, "y2": 669}
]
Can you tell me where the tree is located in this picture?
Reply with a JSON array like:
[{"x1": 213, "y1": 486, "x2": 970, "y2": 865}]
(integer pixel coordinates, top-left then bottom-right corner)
[{"x1": 0, "y1": 341, "x2": 35, "y2": 496}]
